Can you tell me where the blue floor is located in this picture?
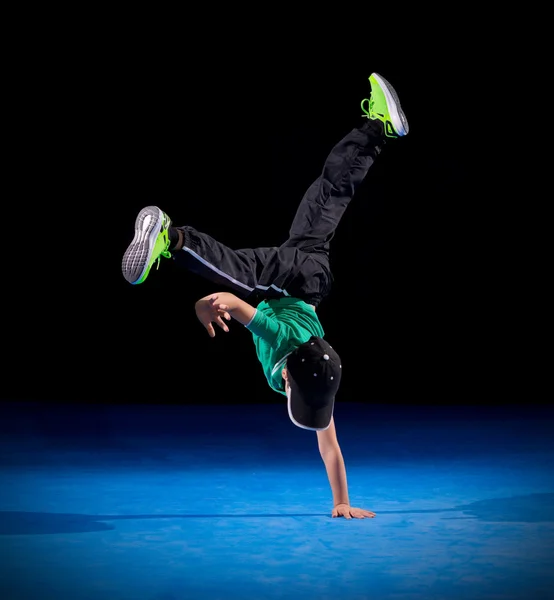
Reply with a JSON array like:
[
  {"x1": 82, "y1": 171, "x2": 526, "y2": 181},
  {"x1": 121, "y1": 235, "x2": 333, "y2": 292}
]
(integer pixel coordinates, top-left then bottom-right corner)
[{"x1": 0, "y1": 401, "x2": 553, "y2": 600}]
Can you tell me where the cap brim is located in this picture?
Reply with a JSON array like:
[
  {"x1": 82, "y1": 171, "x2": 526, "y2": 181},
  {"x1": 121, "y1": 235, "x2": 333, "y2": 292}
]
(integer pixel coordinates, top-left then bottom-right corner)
[{"x1": 287, "y1": 382, "x2": 335, "y2": 431}]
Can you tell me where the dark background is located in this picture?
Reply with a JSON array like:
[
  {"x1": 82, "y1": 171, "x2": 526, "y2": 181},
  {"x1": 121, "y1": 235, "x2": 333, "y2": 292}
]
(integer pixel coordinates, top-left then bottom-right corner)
[{"x1": 3, "y1": 21, "x2": 547, "y2": 408}]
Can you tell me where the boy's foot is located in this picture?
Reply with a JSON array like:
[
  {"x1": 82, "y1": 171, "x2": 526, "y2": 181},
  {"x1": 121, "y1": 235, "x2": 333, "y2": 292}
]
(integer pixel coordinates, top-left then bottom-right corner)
[
  {"x1": 361, "y1": 73, "x2": 409, "y2": 138},
  {"x1": 122, "y1": 206, "x2": 172, "y2": 284}
]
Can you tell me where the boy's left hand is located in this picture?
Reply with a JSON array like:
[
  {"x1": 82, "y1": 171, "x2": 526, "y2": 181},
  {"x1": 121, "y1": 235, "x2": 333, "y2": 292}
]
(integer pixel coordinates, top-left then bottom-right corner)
[
  {"x1": 332, "y1": 504, "x2": 376, "y2": 519},
  {"x1": 195, "y1": 295, "x2": 232, "y2": 337}
]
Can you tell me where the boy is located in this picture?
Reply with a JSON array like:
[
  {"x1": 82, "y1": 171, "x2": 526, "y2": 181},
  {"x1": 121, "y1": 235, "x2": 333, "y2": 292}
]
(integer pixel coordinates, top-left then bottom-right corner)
[{"x1": 122, "y1": 73, "x2": 409, "y2": 518}]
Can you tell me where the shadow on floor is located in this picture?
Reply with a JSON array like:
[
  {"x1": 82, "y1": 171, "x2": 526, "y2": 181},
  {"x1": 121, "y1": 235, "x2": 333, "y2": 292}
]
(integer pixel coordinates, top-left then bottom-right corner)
[{"x1": 1, "y1": 493, "x2": 553, "y2": 535}]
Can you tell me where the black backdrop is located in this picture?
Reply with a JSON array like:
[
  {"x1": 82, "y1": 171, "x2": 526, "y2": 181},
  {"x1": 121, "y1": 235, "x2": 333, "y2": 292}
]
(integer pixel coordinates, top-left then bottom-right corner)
[{"x1": 3, "y1": 29, "x2": 546, "y2": 408}]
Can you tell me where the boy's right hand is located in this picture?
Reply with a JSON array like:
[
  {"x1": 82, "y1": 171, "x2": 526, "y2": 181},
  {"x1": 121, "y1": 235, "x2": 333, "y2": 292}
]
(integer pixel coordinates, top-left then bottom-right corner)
[{"x1": 195, "y1": 295, "x2": 232, "y2": 338}]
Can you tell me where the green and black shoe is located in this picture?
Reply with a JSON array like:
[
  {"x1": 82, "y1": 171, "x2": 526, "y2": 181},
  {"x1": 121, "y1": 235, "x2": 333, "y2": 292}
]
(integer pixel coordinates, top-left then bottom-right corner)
[{"x1": 361, "y1": 72, "x2": 409, "y2": 138}]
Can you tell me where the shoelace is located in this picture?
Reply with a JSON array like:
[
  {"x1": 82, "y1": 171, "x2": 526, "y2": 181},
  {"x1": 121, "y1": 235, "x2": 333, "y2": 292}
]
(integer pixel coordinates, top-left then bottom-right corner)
[
  {"x1": 361, "y1": 97, "x2": 374, "y2": 119},
  {"x1": 155, "y1": 241, "x2": 172, "y2": 270}
]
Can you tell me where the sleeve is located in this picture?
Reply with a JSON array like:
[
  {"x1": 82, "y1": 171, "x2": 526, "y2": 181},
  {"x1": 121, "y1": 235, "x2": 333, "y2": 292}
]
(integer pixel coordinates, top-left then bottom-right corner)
[{"x1": 245, "y1": 308, "x2": 284, "y2": 345}]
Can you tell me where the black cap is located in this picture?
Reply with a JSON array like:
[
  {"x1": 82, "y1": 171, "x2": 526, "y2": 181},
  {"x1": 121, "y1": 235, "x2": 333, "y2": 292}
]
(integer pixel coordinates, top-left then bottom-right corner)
[{"x1": 286, "y1": 336, "x2": 342, "y2": 431}]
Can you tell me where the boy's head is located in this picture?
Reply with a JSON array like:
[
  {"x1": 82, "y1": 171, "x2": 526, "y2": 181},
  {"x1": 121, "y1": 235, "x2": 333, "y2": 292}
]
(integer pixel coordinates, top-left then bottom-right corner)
[{"x1": 282, "y1": 336, "x2": 342, "y2": 431}]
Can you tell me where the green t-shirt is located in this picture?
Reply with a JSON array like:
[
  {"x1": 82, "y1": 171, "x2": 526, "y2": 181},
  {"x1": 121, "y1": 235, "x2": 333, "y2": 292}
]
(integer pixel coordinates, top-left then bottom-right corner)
[{"x1": 245, "y1": 297, "x2": 325, "y2": 396}]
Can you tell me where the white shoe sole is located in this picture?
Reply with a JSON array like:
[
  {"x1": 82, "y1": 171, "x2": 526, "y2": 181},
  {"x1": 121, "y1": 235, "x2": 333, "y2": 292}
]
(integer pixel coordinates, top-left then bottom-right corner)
[{"x1": 121, "y1": 206, "x2": 164, "y2": 284}]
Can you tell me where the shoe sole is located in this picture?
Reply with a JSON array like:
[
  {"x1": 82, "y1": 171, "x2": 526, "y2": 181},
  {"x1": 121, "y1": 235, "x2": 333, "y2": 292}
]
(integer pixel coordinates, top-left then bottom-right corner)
[
  {"x1": 372, "y1": 72, "x2": 409, "y2": 136},
  {"x1": 122, "y1": 206, "x2": 164, "y2": 284}
]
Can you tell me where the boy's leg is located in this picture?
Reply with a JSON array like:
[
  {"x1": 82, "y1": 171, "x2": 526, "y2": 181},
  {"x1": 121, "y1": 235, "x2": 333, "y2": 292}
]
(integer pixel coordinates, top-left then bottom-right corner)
[
  {"x1": 121, "y1": 205, "x2": 275, "y2": 299},
  {"x1": 284, "y1": 73, "x2": 408, "y2": 258},
  {"x1": 172, "y1": 226, "x2": 280, "y2": 299},
  {"x1": 277, "y1": 73, "x2": 408, "y2": 306},
  {"x1": 283, "y1": 119, "x2": 383, "y2": 257}
]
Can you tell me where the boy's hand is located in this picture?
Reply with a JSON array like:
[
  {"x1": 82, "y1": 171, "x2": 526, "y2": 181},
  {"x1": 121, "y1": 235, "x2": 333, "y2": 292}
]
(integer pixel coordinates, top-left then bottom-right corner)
[
  {"x1": 332, "y1": 504, "x2": 376, "y2": 519},
  {"x1": 195, "y1": 295, "x2": 232, "y2": 338}
]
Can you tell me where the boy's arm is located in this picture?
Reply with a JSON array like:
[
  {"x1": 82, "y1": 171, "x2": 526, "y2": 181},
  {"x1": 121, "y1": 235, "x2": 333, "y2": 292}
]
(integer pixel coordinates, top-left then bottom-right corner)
[
  {"x1": 196, "y1": 292, "x2": 256, "y2": 325},
  {"x1": 196, "y1": 292, "x2": 284, "y2": 345},
  {"x1": 317, "y1": 418, "x2": 350, "y2": 506},
  {"x1": 317, "y1": 417, "x2": 376, "y2": 519}
]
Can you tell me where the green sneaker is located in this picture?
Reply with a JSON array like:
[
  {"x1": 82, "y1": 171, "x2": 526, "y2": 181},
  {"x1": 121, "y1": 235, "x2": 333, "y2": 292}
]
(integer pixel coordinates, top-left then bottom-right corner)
[
  {"x1": 361, "y1": 72, "x2": 409, "y2": 138},
  {"x1": 122, "y1": 206, "x2": 172, "y2": 284}
]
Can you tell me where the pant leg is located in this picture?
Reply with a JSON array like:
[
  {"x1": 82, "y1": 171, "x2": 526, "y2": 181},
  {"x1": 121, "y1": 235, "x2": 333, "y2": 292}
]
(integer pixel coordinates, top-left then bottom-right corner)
[
  {"x1": 172, "y1": 226, "x2": 276, "y2": 299},
  {"x1": 283, "y1": 119, "x2": 385, "y2": 260},
  {"x1": 279, "y1": 119, "x2": 386, "y2": 304},
  {"x1": 172, "y1": 226, "x2": 327, "y2": 306}
]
